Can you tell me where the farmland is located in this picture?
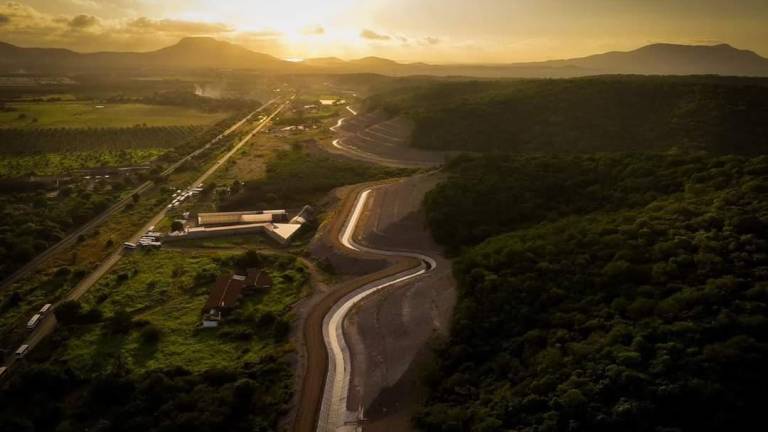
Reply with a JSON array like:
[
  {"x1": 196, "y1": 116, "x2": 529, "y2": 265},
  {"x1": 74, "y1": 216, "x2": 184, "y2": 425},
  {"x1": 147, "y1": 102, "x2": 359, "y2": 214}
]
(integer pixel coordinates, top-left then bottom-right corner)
[
  {"x1": 0, "y1": 101, "x2": 229, "y2": 128},
  {"x1": 0, "y1": 125, "x2": 203, "y2": 155},
  {"x1": 0, "y1": 149, "x2": 165, "y2": 177}
]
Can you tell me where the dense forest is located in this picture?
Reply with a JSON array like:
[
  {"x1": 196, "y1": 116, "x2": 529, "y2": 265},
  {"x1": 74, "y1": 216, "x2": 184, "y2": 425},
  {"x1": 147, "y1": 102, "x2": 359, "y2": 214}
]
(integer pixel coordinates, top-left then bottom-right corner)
[
  {"x1": 365, "y1": 76, "x2": 768, "y2": 154},
  {"x1": 221, "y1": 146, "x2": 410, "y2": 210},
  {"x1": 419, "y1": 152, "x2": 768, "y2": 431}
]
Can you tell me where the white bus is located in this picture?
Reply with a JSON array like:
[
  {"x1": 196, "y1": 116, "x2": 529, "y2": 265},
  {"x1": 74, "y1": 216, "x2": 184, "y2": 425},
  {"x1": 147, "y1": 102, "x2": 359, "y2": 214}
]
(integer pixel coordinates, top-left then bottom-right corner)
[
  {"x1": 39, "y1": 304, "x2": 52, "y2": 315},
  {"x1": 27, "y1": 314, "x2": 42, "y2": 329},
  {"x1": 15, "y1": 344, "x2": 30, "y2": 358}
]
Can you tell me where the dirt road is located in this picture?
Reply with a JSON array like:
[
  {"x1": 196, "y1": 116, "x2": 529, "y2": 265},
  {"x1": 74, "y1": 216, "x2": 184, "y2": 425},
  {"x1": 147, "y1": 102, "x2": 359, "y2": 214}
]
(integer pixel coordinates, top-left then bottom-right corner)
[{"x1": 293, "y1": 174, "x2": 455, "y2": 432}]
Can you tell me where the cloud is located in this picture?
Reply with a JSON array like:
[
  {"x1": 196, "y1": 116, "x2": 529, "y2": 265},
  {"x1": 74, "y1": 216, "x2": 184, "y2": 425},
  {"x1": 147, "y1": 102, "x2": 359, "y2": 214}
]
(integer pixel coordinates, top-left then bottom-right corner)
[
  {"x1": 302, "y1": 25, "x2": 324, "y2": 36},
  {"x1": 127, "y1": 17, "x2": 232, "y2": 34},
  {"x1": 0, "y1": 3, "x2": 241, "y2": 52},
  {"x1": 424, "y1": 36, "x2": 440, "y2": 45},
  {"x1": 68, "y1": 14, "x2": 99, "y2": 29},
  {"x1": 360, "y1": 29, "x2": 390, "y2": 41},
  {"x1": 240, "y1": 30, "x2": 282, "y2": 40}
]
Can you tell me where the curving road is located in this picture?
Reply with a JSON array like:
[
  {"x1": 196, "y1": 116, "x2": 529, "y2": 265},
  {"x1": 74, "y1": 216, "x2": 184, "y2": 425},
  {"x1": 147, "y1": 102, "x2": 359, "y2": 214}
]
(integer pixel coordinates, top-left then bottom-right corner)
[
  {"x1": 315, "y1": 188, "x2": 438, "y2": 431},
  {"x1": 328, "y1": 107, "x2": 438, "y2": 169}
]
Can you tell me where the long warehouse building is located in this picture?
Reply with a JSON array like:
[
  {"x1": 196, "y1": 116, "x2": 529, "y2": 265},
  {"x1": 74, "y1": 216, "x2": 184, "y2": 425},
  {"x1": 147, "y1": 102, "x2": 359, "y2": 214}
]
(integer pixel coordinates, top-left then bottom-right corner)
[{"x1": 197, "y1": 210, "x2": 286, "y2": 226}]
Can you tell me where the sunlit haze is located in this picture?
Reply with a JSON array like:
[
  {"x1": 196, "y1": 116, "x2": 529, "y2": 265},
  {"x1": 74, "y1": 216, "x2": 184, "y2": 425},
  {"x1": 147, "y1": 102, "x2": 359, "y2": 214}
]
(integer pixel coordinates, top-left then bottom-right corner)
[{"x1": 3, "y1": 0, "x2": 768, "y2": 63}]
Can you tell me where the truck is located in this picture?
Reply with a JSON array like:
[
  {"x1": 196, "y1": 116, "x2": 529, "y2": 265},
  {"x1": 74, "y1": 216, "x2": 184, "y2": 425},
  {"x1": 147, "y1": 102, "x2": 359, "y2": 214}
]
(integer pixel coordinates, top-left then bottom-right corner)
[
  {"x1": 27, "y1": 314, "x2": 42, "y2": 329},
  {"x1": 123, "y1": 242, "x2": 137, "y2": 250},
  {"x1": 39, "y1": 304, "x2": 52, "y2": 315},
  {"x1": 15, "y1": 344, "x2": 30, "y2": 358}
]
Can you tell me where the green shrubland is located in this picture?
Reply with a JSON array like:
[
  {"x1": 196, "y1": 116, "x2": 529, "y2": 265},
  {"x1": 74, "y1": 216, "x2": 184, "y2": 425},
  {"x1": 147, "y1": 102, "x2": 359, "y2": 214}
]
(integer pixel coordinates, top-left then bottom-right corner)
[{"x1": 418, "y1": 152, "x2": 768, "y2": 431}]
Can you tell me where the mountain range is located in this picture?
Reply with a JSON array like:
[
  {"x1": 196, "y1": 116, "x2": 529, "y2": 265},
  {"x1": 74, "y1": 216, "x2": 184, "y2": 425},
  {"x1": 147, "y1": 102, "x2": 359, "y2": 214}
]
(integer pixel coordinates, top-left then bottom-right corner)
[{"x1": 2, "y1": 37, "x2": 768, "y2": 78}]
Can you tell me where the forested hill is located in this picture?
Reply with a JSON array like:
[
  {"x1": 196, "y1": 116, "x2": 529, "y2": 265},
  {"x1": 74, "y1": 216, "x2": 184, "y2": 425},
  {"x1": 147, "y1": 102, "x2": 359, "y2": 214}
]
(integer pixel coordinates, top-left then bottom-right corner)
[
  {"x1": 418, "y1": 152, "x2": 768, "y2": 431},
  {"x1": 365, "y1": 76, "x2": 768, "y2": 154}
]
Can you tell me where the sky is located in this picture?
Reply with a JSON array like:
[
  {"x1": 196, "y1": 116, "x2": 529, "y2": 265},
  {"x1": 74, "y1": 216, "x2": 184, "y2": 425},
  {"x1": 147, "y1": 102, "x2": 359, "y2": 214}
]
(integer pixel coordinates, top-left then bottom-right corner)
[{"x1": 1, "y1": 0, "x2": 767, "y2": 63}]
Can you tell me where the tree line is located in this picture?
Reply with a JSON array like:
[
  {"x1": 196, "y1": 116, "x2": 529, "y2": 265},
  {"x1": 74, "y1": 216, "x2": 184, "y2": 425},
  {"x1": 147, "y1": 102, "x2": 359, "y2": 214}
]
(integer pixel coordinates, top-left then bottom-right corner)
[{"x1": 365, "y1": 76, "x2": 768, "y2": 155}]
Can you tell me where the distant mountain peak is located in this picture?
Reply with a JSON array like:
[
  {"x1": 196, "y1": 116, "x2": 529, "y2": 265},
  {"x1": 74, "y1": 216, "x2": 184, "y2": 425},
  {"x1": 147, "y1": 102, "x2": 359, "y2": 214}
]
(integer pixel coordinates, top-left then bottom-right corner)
[
  {"x1": 161, "y1": 37, "x2": 243, "y2": 52},
  {"x1": 351, "y1": 56, "x2": 399, "y2": 66}
]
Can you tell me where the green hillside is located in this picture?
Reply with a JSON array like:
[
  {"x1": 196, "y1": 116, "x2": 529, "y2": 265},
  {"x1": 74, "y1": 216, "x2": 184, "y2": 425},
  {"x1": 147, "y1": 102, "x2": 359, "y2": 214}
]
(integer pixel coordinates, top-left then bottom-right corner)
[
  {"x1": 419, "y1": 152, "x2": 768, "y2": 431},
  {"x1": 366, "y1": 76, "x2": 768, "y2": 154}
]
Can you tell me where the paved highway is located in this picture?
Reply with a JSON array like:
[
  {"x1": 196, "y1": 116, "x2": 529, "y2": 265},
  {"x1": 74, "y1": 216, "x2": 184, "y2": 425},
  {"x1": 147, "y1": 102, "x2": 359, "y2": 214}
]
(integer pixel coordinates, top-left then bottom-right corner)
[
  {"x1": 315, "y1": 188, "x2": 437, "y2": 431},
  {"x1": 0, "y1": 99, "x2": 277, "y2": 292},
  {"x1": 2, "y1": 98, "x2": 288, "y2": 371}
]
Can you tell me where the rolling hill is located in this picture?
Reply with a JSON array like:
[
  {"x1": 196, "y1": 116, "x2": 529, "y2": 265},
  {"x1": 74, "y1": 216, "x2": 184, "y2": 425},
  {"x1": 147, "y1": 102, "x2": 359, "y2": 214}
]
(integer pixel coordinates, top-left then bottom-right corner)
[
  {"x1": 0, "y1": 37, "x2": 294, "y2": 73},
  {"x1": 364, "y1": 76, "x2": 768, "y2": 154},
  {"x1": 1, "y1": 37, "x2": 767, "y2": 77}
]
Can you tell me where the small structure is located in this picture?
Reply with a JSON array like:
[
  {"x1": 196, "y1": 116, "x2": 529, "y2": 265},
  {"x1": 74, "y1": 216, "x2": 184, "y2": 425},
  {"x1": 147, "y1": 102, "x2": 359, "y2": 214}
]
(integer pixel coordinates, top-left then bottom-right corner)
[
  {"x1": 201, "y1": 269, "x2": 273, "y2": 328},
  {"x1": 290, "y1": 205, "x2": 313, "y2": 225},
  {"x1": 245, "y1": 268, "x2": 273, "y2": 289}
]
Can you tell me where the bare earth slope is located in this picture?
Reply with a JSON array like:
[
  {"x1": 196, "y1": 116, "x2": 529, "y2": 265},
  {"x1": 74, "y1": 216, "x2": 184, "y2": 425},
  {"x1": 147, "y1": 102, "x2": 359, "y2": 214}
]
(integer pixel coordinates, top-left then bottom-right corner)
[{"x1": 345, "y1": 174, "x2": 456, "y2": 431}]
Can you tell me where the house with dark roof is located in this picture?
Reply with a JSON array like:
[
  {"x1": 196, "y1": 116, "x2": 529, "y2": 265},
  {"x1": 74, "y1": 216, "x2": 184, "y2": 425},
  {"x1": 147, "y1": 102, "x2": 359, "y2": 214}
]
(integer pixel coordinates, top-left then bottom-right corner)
[{"x1": 201, "y1": 268, "x2": 273, "y2": 328}]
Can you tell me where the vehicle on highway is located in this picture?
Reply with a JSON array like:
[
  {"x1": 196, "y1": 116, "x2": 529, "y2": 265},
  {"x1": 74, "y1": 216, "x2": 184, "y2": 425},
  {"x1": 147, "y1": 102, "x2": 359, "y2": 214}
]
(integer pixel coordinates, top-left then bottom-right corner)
[
  {"x1": 26, "y1": 314, "x2": 42, "y2": 329},
  {"x1": 15, "y1": 344, "x2": 30, "y2": 358},
  {"x1": 0, "y1": 366, "x2": 7, "y2": 379},
  {"x1": 139, "y1": 241, "x2": 162, "y2": 249},
  {"x1": 39, "y1": 304, "x2": 52, "y2": 315},
  {"x1": 123, "y1": 242, "x2": 137, "y2": 250}
]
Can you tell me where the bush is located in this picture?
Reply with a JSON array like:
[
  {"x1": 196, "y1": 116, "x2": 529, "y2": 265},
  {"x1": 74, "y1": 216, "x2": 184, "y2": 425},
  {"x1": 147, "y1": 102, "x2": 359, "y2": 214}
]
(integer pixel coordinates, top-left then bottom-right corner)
[
  {"x1": 105, "y1": 309, "x2": 133, "y2": 334},
  {"x1": 139, "y1": 324, "x2": 161, "y2": 344}
]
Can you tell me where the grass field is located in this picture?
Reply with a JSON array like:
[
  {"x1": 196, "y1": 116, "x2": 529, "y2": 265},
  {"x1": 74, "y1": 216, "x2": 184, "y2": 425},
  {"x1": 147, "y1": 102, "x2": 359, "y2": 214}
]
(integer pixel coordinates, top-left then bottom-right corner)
[
  {"x1": 0, "y1": 101, "x2": 228, "y2": 128},
  {"x1": 57, "y1": 249, "x2": 306, "y2": 375}
]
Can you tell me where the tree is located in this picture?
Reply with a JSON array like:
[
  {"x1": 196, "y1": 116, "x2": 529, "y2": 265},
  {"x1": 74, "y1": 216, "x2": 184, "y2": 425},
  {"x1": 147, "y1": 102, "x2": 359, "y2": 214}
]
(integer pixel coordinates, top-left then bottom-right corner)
[
  {"x1": 230, "y1": 180, "x2": 242, "y2": 195},
  {"x1": 55, "y1": 300, "x2": 83, "y2": 325},
  {"x1": 106, "y1": 309, "x2": 133, "y2": 334},
  {"x1": 170, "y1": 220, "x2": 184, "y2": 232},
  {"x1": 139, "y1": 324, "x2": 161, "y2": 344}
]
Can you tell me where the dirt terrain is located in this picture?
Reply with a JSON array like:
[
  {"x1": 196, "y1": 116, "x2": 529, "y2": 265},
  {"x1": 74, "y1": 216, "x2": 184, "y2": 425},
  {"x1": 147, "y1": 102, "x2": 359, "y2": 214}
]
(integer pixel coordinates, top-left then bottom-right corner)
[
  {"x1": 344, "y1": 174, "x2": 456, "y2": 430},
  {"x1": 291, "y1": 108, "x2": 455, "y2": 432},
  {"x1": 292, "y1": 180, "x2": 423, "y2": 432},
  {"x1": 325, "y1": 109, "x2": 449, "y2": 168}
]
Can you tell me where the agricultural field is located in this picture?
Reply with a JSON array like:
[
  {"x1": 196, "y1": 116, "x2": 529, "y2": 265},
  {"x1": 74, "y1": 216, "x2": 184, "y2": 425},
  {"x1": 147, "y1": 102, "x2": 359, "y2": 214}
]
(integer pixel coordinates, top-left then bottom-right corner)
[
  {"x1": 0, "y1": 111, "x2": 252, "y2": 336},
  {"x1": 0, "y1": 125, "x2": 203, "y2": 155},
  {"x1": 0, "y1": 101, "x2": 229, "y2": 128},
  {"x1": 0, "y1": 149, "x2": 165, "y2": 177}
]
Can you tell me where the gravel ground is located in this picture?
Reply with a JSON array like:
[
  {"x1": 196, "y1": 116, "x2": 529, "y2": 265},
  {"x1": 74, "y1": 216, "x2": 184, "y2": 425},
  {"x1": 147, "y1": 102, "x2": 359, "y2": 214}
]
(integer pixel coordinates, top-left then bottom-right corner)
[{"x1": 344, "y1": 173, "x2": 457, "y2": 430}]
